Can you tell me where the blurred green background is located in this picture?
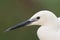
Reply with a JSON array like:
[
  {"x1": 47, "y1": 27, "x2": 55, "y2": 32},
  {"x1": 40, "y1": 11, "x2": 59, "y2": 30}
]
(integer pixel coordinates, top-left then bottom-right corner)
[{"x1": 0, "y1": 0, "x2": 60, "y2": 40}]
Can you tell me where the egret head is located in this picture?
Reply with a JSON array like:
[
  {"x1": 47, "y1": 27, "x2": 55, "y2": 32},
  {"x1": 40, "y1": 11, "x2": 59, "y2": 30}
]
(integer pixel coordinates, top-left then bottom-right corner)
[
  {"x1": 5, "y1": 10, "x2": 58, "y2": 32},
  {"x1": 29, "y1": 10, "x2": 57, "y2": 26}
]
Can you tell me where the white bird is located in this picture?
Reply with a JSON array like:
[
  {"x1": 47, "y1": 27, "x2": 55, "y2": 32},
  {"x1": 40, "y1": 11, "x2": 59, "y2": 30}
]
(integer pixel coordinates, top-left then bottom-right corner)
[{"x1": 5, "y1": 10, "x2": 60, "y2": 40}]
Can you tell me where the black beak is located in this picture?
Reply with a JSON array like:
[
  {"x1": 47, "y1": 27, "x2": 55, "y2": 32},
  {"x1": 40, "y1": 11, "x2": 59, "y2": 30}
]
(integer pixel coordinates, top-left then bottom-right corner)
[{"x1": 4, "y1": 20, "x2": 33, "y2": 32}]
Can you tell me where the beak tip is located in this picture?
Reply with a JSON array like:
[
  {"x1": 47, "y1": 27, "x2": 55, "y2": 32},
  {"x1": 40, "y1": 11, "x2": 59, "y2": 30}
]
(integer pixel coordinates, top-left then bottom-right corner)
[
  {"x1": 4, "y1": 29, "x2": 9, "y2": 32},
  {"x1": 4, "y1": 28, "x2": 11, "y2": 32}
]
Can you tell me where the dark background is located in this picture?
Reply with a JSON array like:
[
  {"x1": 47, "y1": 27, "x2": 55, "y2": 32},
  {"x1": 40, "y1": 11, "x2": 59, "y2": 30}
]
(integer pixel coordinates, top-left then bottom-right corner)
[{"x1": 0, "y1": 0, "x2": 60, "y2": 40}]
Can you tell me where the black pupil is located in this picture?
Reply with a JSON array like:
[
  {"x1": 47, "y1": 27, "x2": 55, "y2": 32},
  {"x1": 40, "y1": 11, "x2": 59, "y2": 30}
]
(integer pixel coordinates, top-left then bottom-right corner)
[{"x1": 37, "y1": 17, "x2": 40, "y2": 19}]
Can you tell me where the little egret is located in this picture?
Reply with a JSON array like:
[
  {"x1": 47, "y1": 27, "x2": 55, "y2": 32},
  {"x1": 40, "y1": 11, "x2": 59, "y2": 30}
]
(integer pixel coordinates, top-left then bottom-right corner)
[{"x1": 5, "y1": 10, "x2": 60, "y2": 40}]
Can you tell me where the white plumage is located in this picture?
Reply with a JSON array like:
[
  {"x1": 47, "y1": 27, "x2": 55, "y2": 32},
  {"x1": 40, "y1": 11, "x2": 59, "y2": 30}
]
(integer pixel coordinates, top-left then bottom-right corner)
[{"x1": 29, "y1": 10, "x2": 60, "y2": 40}]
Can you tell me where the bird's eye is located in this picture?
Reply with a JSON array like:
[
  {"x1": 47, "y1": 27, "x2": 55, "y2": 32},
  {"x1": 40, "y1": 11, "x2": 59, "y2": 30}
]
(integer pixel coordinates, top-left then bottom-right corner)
[{"x1": 36, "y1": 17, "x2": 40, "y2": 19}]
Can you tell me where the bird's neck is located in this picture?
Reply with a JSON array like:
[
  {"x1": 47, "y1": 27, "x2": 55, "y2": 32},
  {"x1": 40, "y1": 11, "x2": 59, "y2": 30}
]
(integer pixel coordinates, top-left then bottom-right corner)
[
  {"x1": 43, "y1": 20, "x2": 60, "y2": 30},
  {"x1": 41, "y1": 16, "x2": 60, "y2": 30}
]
